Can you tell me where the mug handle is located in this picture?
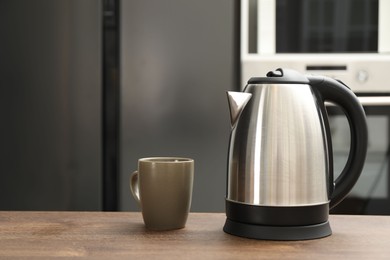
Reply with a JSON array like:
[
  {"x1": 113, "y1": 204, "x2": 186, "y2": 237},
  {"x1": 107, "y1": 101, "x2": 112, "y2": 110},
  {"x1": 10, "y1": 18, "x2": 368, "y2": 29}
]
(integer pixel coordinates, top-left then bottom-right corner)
[{"x1": 130, "y1": 170, "x2": 141, "y2": 205}]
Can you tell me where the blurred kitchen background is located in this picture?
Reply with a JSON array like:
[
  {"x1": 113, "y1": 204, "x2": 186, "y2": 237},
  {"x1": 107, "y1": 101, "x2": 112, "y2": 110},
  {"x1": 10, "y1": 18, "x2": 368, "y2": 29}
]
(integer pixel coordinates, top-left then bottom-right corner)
[
  {"x1": 0, "y1": 0, "x2": 238, "y2": 212},
  {"x1": 1, "y1": 0, "x2": 389, "y2": 214}
]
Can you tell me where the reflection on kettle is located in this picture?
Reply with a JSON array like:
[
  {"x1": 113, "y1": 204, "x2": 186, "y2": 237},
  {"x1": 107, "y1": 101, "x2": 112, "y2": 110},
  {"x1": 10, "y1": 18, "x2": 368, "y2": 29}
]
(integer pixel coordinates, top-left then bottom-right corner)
[{"x1": 223, "y1": 68, "x2": 368, "y2": 240}]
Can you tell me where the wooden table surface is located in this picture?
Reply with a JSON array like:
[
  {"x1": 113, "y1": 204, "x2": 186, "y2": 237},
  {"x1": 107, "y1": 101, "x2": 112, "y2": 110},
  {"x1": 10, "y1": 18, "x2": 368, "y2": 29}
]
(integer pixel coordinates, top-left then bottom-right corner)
[{"x1": 0, "y1": 211, "x2": 389, "y2": 259}]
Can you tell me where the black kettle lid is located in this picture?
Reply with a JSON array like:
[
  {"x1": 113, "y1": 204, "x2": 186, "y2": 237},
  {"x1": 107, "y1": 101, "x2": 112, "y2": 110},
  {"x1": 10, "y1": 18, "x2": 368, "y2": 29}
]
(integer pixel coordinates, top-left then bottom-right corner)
[{"x1": 248, "y1": 68, "x2": 310, "y2": 84}]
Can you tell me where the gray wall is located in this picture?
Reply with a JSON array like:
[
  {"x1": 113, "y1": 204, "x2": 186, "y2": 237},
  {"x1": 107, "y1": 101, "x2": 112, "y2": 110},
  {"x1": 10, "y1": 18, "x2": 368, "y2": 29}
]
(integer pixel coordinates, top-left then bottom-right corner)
[
  {"x1": 120, "y1": 0, "x2": 238, "y2": 212},
  {"x1": 0, "y1": 0, "x2": 102, "y2": 210}
]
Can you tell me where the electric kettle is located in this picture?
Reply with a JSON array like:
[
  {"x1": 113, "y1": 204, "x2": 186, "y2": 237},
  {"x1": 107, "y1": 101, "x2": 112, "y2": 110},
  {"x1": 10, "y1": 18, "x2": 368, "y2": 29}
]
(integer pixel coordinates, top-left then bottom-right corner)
[{"x1": 224, "y1": 68, "x2": 368, "y2": 240}]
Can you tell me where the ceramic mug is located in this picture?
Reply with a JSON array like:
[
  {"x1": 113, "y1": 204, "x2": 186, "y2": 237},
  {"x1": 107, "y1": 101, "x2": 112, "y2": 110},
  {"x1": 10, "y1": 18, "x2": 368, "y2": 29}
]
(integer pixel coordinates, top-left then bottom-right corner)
[{"x1": 130, "y1": 157, "x2": 194, "y2": 230}]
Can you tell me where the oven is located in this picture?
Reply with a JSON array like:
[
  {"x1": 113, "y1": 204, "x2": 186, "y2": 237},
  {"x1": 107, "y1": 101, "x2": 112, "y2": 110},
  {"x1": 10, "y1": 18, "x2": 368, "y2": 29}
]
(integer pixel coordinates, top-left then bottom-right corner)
[
  {"x1": 327, "y1": 97, "x2": 390, "y2": 214},
  {"x1": 241, "y1": 0, "x2": 390, "y2": 90},
  {"x1": 240, "y1": 0, "x2": 390, "y2": 214}
]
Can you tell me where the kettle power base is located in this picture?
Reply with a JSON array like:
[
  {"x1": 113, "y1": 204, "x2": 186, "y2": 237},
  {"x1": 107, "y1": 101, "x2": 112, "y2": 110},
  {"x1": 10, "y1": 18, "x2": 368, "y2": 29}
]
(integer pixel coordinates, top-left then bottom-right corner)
[
  {"x1": 224, "y1": 200, "x2": 332, "y2": 240},
  {"x1": 223, "y1": 218, "x2": 332, "y2": 241}
]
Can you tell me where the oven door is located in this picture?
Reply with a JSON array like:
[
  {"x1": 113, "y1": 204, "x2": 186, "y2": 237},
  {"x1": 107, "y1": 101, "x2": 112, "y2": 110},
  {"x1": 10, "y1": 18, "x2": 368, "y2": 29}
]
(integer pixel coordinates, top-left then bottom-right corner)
[{"x1": 328, "y1": 96, "x2": 390, "y2": 215}]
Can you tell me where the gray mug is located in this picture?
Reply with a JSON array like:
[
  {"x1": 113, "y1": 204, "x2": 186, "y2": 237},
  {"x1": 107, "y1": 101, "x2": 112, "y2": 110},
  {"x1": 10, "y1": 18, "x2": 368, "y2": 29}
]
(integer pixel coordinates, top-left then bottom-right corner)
[{"x1": 130, "y1": 157, "x2": 194, "y2": 230}]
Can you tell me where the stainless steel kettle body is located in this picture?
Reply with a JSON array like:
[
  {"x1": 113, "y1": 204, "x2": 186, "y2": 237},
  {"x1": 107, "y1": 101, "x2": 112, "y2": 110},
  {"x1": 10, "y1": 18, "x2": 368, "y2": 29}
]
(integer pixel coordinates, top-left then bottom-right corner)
[{"x1": 223, "y1": 69, "x2": 368, "y2": 240}]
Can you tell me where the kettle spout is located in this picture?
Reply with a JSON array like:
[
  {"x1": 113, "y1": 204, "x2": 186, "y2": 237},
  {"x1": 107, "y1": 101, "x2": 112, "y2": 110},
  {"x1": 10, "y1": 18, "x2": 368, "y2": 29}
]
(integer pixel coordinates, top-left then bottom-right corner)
[{"x1": 227, "y1": 91, "x2": 252, "y2": 127}]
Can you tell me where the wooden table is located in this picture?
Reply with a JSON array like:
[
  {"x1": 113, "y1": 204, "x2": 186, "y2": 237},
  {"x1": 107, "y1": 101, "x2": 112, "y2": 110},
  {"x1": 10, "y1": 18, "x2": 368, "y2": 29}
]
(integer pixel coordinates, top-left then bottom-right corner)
[{"x1": 0, "y1": 212, "x2": 389, "y2": 259}]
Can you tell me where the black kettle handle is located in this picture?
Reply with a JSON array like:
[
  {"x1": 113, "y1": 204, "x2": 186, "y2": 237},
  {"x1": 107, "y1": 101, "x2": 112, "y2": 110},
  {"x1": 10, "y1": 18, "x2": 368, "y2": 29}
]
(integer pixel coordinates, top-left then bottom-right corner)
[{"x1": 309, "y1": 76, "x2": 368, "y2": 209}]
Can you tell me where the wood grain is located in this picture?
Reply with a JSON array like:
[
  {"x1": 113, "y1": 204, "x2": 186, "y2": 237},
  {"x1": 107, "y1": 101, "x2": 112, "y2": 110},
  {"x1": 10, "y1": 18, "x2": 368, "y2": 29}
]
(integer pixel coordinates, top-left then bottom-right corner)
[{"x1": 0, "y1": 212, "x2": 389, "y2": 259}]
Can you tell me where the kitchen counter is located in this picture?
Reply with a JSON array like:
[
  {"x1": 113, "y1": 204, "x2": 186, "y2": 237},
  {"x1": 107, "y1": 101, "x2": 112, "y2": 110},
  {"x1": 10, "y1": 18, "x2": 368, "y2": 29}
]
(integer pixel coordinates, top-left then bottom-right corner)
[{"x1": 0, "y1": 211, "x2": 389, "y2": 259}]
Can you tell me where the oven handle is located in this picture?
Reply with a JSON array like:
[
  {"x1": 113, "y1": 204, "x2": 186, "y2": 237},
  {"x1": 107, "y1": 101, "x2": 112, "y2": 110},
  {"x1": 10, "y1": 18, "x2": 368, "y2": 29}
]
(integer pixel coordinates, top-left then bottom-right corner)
[
  {"x1": 326, "y1": 96, "x2": 390, "y2": 106},
  {"x1": 357, "y1": 96, "x2": 390, "y2": 106}
]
